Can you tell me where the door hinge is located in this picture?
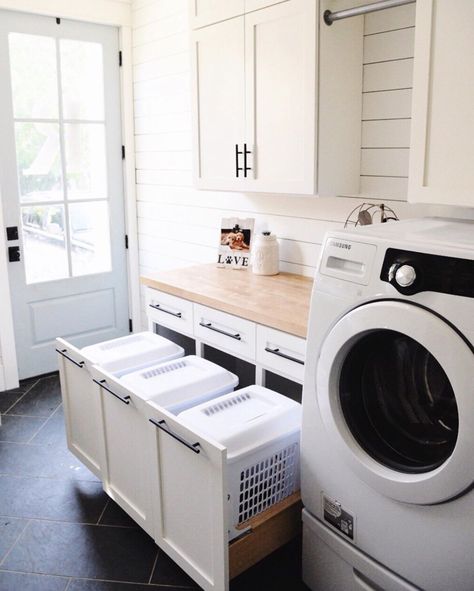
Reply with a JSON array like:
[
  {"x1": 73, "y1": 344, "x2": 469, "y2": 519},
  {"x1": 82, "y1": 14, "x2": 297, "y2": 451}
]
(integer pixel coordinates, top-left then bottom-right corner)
[
  {"x1": 122, "y1": 145, "x2": 126, "y2": 160},
  {"x1": 129, "y1": 318, "x2": 133, "y2": 333},
  {"x1": 56, "y1": 17, "x2": 61, "y2": 24},
  {"x1": 119, "y1": 50, "x2": 123, "y2": 67},
  {"x1": 125, "y1": 234, "x2": 129, "y2": 249}
]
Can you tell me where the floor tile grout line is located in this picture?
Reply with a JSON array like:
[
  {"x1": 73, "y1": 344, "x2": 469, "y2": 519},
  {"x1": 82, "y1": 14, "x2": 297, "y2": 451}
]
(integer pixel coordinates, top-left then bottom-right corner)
[
  {"x1": 64, "y1": 577, "x2": 73, "y2": 590},
  {"x1": 25, "y1": 405, "x2": 61, "y2": 444},
  {"x1": 0, "y1": 518, "x2": 31, "y2": 568},
  {"x1": 1, "y1": 379, "x2": 41, "y2": 415},
  {"x1": 0, "y1": 569, "x2": 196, "y2": 588},
  {"x1": 0, "y1": 471, "x2": 102, "y2": 484},
  {"x1": 0, "y1": 514, "x2": 139, "y2": 529},
  {"x1": 96, "y1": 497, "x2": 111, "y2": 525},
  {"x1": 148, "y1": 549, "x2": 160, "y2": 584}
]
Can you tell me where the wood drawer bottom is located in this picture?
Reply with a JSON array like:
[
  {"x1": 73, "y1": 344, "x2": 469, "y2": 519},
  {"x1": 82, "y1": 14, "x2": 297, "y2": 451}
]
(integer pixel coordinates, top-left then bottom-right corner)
[{"x1": 229, "y1": 491, "x2": 302, "y2": 580}]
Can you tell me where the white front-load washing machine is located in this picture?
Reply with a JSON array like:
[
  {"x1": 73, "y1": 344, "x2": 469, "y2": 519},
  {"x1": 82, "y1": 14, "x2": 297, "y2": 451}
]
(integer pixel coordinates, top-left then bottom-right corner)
[{"x1": 301, "y1": 218, "x2": 474, "y2": 591}]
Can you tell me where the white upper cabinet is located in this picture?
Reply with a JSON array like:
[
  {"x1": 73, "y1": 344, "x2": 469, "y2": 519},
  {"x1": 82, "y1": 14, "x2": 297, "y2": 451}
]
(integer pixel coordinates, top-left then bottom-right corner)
[
  {"x1": 243, "y1": 0, "x2": 316, "y2": 194},
  {"x1": 192, "y1": 17, "x2": 246, "y2": 190},
  {"x1": 190, "y1": 0, "x2": 245, "y2": 29},
  {"x1": 190, "y1": 0, "x2": 363, "y2": 196},
  {"x1": 408, "y1": 0, "x2": 474, "y2": 206}
]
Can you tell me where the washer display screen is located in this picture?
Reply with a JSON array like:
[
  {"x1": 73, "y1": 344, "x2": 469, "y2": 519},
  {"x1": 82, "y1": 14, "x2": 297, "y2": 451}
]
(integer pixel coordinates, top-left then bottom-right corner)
[{"x1": 339, "y1": 330, "x2": 459, "y2": 474}]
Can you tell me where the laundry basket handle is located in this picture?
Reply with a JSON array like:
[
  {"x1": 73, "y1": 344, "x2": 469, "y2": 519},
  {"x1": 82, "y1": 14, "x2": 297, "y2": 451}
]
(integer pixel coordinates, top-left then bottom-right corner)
[{"x1": 149, "y1": 418, "x2": 201, "y2": 454}]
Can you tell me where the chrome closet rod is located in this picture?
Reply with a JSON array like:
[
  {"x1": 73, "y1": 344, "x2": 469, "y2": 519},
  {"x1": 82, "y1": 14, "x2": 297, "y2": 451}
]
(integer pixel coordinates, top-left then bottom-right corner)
[{"x1": 324, "y1": 0, "x2": 416, "y2": 26}]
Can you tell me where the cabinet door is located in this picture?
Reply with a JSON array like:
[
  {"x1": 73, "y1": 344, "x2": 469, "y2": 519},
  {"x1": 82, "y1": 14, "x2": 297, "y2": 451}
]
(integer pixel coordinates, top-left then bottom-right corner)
[
  {"x1": 244, "y1": 0, "x2": 317, "y2": 194},
  {"x1": 408, "y1": 0, "x2": 474, "y2": 206},
  {"x1": 192, "y1": 17, "x2": 247, "y2": 191},
  {"x1": 245, "y1": 0, "x2": 289, "y2": 12},
  {"x1": 95, "y1": 371, "x2": 155, "y2": 537},
  {"x1": 189, "y1": 0, "x2": 245, "y2": 29},
  {"x1": 56, "y1": 338, "x2": 104, "y2": 479},
  {"x1": 147, "y1": 404, "x2": 229, "y2": 591}
]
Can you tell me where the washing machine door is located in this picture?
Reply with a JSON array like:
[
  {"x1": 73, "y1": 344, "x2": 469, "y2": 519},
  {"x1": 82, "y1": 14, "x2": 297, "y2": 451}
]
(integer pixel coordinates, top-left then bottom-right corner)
[{"x1": 316, "y1": 300, "x2": 474, "y2": 505}]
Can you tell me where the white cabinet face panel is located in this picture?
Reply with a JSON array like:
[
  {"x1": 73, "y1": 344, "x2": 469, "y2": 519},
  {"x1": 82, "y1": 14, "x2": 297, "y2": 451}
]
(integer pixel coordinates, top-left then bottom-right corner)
[
  {"x1": 190, "y1": 0, "x2": 245, "y2": 29},
  {"x1": 408, "y1": 0, "x2": 474, "y2": 206},
  {"x1": 256, "y1": 326, "x2": 305, "y2": 382},
  {"x1": 194, "y1": 303, "x2": 256, "y2": 360},
  {"x1": 244, "y1": 0, "x2": 317, "y2": 194},
  {"x1": 245, "y1": 0, "x2": 289, "y2": 12},
  {"x1": 57, "y1": 340, "x2": 104, "y2": 479},
  {"x1": 147, "y1": 405, "x2": 229, "y2": 591},
  {"x1": 192, "y1": 17, "x2": 247, "y2": 191},
  {"x1": 99, "y1": 382, "x2": 154, "y2": 537},
  {"x1": 146, "y1": 288, "x2": 194, "y2": 336}
]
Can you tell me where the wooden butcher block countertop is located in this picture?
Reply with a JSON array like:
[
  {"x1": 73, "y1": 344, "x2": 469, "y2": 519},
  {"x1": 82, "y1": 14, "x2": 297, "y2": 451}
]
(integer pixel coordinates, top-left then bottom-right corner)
[{"x1": 141, "y1": 264, "x2": 313, "y2": 338}]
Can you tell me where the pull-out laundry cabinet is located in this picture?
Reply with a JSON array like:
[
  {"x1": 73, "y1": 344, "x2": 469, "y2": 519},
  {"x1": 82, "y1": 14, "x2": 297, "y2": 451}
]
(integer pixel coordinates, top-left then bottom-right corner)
[
  {"x1": 92, "y1": 356, "x2": 238, "y2": 538},
  {"x1": 144, "y1": 385, "x2": 302, "y2": 591},
  {"x1": 56, "y1": 332, "x2": 183, "y2": 480}
]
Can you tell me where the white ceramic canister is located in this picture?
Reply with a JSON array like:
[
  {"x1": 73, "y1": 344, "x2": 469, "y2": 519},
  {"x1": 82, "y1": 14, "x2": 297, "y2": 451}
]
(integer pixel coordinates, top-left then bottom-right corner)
[{"x1": 252, "y1": 231, "x2": 279, "y2": 275}]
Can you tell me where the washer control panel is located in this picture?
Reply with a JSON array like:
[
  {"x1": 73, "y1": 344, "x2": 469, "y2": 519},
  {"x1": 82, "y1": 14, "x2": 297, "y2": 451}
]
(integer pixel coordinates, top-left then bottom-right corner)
[{"x1": 381, "y1": 248, "x2": 474, "y2": 297}]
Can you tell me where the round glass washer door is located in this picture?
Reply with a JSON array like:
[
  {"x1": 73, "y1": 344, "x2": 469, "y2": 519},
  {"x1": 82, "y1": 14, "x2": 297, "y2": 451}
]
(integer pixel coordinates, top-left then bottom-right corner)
[{"x1": 317, "y1": 300, "x2": 474, "y2": 505}]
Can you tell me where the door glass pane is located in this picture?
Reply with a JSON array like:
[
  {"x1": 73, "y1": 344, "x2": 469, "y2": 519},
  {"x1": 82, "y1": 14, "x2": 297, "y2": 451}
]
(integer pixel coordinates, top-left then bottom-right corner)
[
  {"x1": 64, "y1": 124, "x2": 107, "y2": 200},
  {"x1": 9, "y1": 33, "x2": 58, "y2": 119},
  {"x1": 339, "y1": 330, "x2": 458, "y2": 474},
  {"x1": 60, "y1": 39, "x2": 104, "y2": 120},
  {"x1": 22, "y1": 205, "x2": 68, "y2": 284},
  {"x1": 15, "y1": 122, "x2": 63, "y2": 203},
  {"x1": 70, "y1": 201, "x2": 111, "y2": 276}
]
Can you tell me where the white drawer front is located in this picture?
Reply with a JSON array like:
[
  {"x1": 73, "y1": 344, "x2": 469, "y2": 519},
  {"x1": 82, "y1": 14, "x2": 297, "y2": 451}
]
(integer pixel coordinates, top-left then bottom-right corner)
[
  {"x1": 194, "y1": 303, "x2": 256, "y2": 360},
  {"x1": 257, "y1": 325, "x2": 306, "y2": 382},
  {"x1": 146, "y1": 289, "x2": 194, "y2": 336}
]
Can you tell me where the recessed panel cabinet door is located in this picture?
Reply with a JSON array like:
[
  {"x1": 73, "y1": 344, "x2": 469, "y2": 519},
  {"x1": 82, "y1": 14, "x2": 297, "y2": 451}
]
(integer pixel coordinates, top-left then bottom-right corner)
[
  {"x1": 244, "y1": 0, "x2": 317, "y2": 194},
  {"x1": 189, "y1": 0, "x2": 245, "y2": 29},
  {"x1": 147, "y1": 405, "x2": 229, "y2": 591},
  {"x1": 192, "y1": 17, "x2": 246, "y2": 190},
  {"x1": 408, "y1": 0, "x2": 474, "y2": 206}
]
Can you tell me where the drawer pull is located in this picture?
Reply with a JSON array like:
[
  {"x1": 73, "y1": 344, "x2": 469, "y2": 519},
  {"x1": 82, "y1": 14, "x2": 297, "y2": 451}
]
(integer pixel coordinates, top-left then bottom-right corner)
[
  {"x1": 93, "y1": 379, "x2": 131, "y2": 405},
  {"x1": 149, "y1": 303, "x2": 182, "y2": 318},
  {"x1": 149, "y1": 418, "x2": 201, "y2": 454},
  {"x1": 264, "y1": 347, "x2": 305, "y2": 366},
  {"x1": 199, "y1": 321, "x2": 241, "y2": 341},
  {"x1": 56, "y1": 348, "x2": 85, "y2": 369}
]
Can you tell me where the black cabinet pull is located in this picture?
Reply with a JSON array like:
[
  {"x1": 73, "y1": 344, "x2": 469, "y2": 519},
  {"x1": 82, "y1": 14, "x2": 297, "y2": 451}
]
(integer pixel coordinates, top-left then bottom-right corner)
[
  {"x1": 243, "y1": 143, "x2": 252, "y2": 177},
  {"x1": 199, "y1": 321, "x2": 241, "y2": 341},
  {"x1": 93, "y1": 378, "x2": 130, "y2": 405},
  {"x1": 55, "y1": 348, "x2": 85, "y2": 369},
  {"x1": 149, "y1": 418, "x2": 200, "y2": 454},
  {"x1": 264, "y1": 347, "x2": 305, "y2": 366},
  {"x1": 149, "y1": 303, "x2": 182, "y2": 318},
  {"x1": 235, "y1": 144, "x2": 243, "y2": 178}
]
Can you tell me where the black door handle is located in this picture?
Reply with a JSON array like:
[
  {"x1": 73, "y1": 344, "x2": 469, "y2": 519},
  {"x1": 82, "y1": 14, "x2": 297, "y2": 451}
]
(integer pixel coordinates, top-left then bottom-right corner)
[
  {"x1": 243, "y1": 143, "x2": 252, "y2": 177},
  {"x1": 235, "y1": 144, "x2": 243, "y2": 178},
  {"x1": 8, "y1": 246, "x2": 20, "y2": 262}
]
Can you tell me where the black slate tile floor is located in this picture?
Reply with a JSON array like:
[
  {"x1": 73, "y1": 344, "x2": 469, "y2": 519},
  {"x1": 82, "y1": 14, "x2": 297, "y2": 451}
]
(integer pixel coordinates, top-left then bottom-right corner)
[{"x1": 0, "y1": 373, "x2": 307, "y2": 590}]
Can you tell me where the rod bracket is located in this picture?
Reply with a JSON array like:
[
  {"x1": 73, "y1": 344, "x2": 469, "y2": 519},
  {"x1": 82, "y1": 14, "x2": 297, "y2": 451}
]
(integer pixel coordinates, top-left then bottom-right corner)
[{"x1": 323, "y1": 9, "x2": 334, "y2": 25}]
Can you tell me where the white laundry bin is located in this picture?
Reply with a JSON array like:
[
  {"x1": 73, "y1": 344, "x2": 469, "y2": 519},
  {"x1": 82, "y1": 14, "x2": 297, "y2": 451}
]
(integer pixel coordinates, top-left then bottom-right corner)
[
  {"x1": 120, "y1": 355, "x2": 239, "y2": 414},
  {"x1": 177, "y1": 385, "x2": 301, "y2": 539},
  {"x1": 56, "y1": 331, "x2": 184, "y2": 481}
]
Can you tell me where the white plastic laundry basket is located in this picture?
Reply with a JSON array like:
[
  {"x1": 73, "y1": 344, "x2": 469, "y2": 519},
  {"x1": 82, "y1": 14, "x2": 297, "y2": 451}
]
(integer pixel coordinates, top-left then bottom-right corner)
[
  {"x1": 81, "y1": 331, "x2": 184, "y2": 376},
  {"x1": 120, "y1": 355, "x2": 239, "y2": 414},
  {"x1": 178, "y1": 385, "x2": 301, "y2": 539}
]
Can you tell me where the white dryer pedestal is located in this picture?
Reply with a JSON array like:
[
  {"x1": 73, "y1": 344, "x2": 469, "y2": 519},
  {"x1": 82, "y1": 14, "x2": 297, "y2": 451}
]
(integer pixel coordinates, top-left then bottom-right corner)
[{"x1": 302, "y1": 510, "x2": 418, "y2": 591}]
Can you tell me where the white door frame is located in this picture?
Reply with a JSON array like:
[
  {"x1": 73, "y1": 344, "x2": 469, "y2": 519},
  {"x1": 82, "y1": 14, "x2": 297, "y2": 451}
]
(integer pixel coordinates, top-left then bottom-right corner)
[{"x1": 0, "y1": 0, "x2": 139, "y2": 390}]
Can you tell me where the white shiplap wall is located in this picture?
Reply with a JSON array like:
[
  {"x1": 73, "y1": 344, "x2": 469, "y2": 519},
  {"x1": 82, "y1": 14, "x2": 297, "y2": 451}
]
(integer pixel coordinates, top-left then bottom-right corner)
[{"x1": 131, "y1": 0, "x2": 469, "y2": 329}]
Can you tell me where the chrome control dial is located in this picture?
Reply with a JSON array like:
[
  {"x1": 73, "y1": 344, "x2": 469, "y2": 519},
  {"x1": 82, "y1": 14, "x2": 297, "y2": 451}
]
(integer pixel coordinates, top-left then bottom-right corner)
[{"x1": 395, "y1": 264, "x2": 417, "y2": 287}]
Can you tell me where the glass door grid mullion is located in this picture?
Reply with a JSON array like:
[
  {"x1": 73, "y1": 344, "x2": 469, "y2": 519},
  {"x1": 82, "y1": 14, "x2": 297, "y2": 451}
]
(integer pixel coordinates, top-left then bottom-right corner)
[{"x1": 55, "y1": 36, "x2": 73, "y2": 279}]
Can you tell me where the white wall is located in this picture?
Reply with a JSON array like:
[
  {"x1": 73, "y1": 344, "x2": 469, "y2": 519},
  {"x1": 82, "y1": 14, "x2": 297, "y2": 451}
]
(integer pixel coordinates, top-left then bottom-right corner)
[{"x1": 132, "y1": 0, "x2": 471, "y2": 329}]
